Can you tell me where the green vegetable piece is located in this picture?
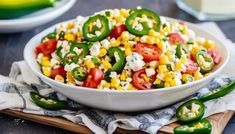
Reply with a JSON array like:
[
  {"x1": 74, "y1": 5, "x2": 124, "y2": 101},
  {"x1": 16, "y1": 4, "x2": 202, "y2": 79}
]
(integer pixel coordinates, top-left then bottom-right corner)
[
  {"x1": 176, "y1": 43, "x2": 189, "y2": 58},
  {"x1": 176, "y1": 99, "x2": 205, "y2": 123},
  {"x1": 125, "y1": 9, "x2": 161, "y2": 36},
  {"x1": 200, "y1": 81, "x2": 235, "y2": 102},
  {"x1": 82, "y1": 14, "x2": 111, "y2": 42},
  {"x1": 30, "y1": 92, "x2": 67, "y2": 110},
  {"x1": 174, "y1": 119, "x2": 212, "y2": 134},
  {"x1": 71, "y1": 67, "x2": 87, "y2": 81},
  {"x1": 107, "y1": 47, "x2": 126, "y2": 73},
  {"x1": 63, "y1": 51, "x2": 79, "y2": 65},
  {"x1": 70, "y1": 42, "x2": 89, "y2": 58},
  {"x1": 195, "y1": 50, "x2": 214, "y2": 74},
  {"x1": 41, "y1": 32, "x2": 56, "y2": 42},
  {"x1": 92, "y1": 56, "x2": 100, "y2": 65}
]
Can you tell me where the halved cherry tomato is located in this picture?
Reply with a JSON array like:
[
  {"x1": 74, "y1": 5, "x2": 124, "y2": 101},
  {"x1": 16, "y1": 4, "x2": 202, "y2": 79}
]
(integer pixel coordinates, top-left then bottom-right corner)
[
  {"x1": 109, "y1": 24, "x2": 127, "y2": 39},
  {"x1": 134, "y1": 43, "x2": 162, "y2": 62},
  {"x1": 132, "y1": 69, "x2": 156, "y2": 90},
  {"x1": 51, "y1": 67, "x2": 67, "y2": 79},
  {"x1": 35, "y1": 39, "x2": 57, "y2": 56},
  {"x1": 183, "y1": 59, "x2": 198, "y2": 74},
  {"x1": 168, "y1": 33, "x2": 185, "y2": 45},
  {"x1": 83, "y1": 68, "x2": 104, "y2": 88},
  {"x1": 208, "y1": 48, "x2": 222, "y2": 64}
]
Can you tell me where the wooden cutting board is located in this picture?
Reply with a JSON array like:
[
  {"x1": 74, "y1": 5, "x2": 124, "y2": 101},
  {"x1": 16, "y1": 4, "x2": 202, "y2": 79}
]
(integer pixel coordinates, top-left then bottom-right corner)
[{"x1": 0, "y1": 109, "x2": 233, "y2": 134}]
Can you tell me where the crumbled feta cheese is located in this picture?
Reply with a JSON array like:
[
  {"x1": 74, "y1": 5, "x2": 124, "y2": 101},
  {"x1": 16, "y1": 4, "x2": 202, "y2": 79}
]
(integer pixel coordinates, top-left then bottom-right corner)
[
  {"x1": 157, "y1": 73, "x2": 165, "y2": 80},
  {"x1": 37, "y1": 53, "x2": 43, "y2": 64},
  {"x1": 136, "y1": 6, "x2": 142, "y2": 9},
  {"x1": 51, "y1": 58, "x2": 60, "y2": 69},
  {"x1": 101, "y1": 39, "x2": 110, "y2": 49},
  {"x1": 126, "y1": 52, "x2": 145, "y2": 71},
  {"x1": 95, "y1": 31, "x2": 102, "y2": 36},
  {"x1": 95, "y1": 19, "x2": 102, "y2": 28},
  {"x1": 133, "y1": 22, "x2": 143, "y2": 31},
  {"x1": 187, "y1": 29, "x2": 195, "y2": 39},
  {"x1": 126, "y1": 78, "x2": 132, "y2": 82},
  {"x1": 140, "y1": 35, "x2": 147, "y2": 43},
  {"x1": 149, "y1": 61, "x2": 157, "y2": 67},
  {"x1": 73, "y1": 47, "x2": 82, "y2": 55},
  {"x1": 114, "y1": 52, "x2": 120, "y2": 61},
  {"x1": 175, "y1": 78, "x2": 182, "y2": 85},
  {"x1": 90, "y1": 42, "x2": 101, "y2": 56},
  {"x1": 109, "y1": 72, "x2": 118, "y2": 78},
  {"x1": 145, "y1": 68, "x2": 156, "y2": 77},
  {"x1": 64, "y1": 63, "x2": 79, "y2": 72},
  {"x1": 113, "y1": 9, "x2": 120, "y2": 17}
]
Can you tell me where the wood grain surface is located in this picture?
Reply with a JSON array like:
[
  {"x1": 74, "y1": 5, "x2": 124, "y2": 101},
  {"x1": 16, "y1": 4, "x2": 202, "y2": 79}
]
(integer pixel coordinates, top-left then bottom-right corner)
[
  {"x1": 0, "y1": 110, "x2": 233, "y2": 134},
  {"x1": 0, "y1": 0, "x2": 235, "y2": 133}
]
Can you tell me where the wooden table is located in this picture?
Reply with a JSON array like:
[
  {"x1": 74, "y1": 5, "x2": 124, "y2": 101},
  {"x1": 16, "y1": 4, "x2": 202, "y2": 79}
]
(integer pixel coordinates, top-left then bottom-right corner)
[{"x1": 0, "y1": 0, "x2": 235, "y2": 133}]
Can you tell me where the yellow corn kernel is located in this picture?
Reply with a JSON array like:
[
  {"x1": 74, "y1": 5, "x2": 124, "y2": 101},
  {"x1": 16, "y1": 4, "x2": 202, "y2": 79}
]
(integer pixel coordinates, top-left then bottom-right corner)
[
  {"x1": 42, "y1": 67, "x2": 51, "y2": 77},
  {"x1": 134, "y1": 37, "x2": 140, "y2": 42},
  {"x1": 42, "y1": 56, "x2": 49, "y2": 61},
  {"x1": 191, "y1": 46, "x2": 201, "y2": 56},
  {"x1": 159, "y1": 55, "x2": 169, "y2": 65},
  {"x1": 123, "y1": 41, "x2": 134, "y2": 48},
  {"x1": 98, "y1": 48, "x2": 107, "y2": 57},
  {"x1": 103, "y1": 82, "x2": 111, "y2": 89},
  {"x1": 111, "y1": 39, "x2": 121, "y2": 47},
  {"x1": 182, "y1": 74, "x2": 189, "y2": 81},
  {"x1": 120, "y1": 71, "x2": 127, "y2": 81},
  {"x1": 64, "y1": 33, "x2": 76, "y2": 42},
  {"x1": 55, "y1": 75, "x2": 64, "y2": 82},
  {"x1": 41, "y1": 60, "x2": 51, "y2": 67},
  {"x1": 116, "y1": 86, "x2": 123, "y2": 90},
  {"x1": 77, "y1": 32, "x2": 82, "y2": 37},
  {"x1": 146, "y1": 36, "x2": 155, "y2": 45},
  {"x1": 116, "y1": 16, "x2": 124, "y2": 23},
  {"x1": 157, "y1": 41, "x2": 165, "y2": 51},
  {"x1": 194, "y1": 71, "x2": 203, "y2": 80},
  {"x1": 111, "y1": 78, "x2": 120, "y2": 88},
  {"x1": 97, "y1": 84, "x2": 101, "y2": 89},
  {"x1": 203, "y1": 40, "x2": 215, "y2": 50},
  {"x1": 67, "y1": 22, "x2": 75, "y2": 29},
  {"x1": 180, "y1": 57, "x2": 187, "y2": 64},
  {"x1": 102, "y1": 60, "x2": 112, "y2": 69},
  {"x1": 85, "y1": 61, "x2": 95, "y2": 70},
  {"x1": 121, "y1": 31, "x2": 129, "y2": 41},
  {"x1": 169, "y1": 79, "x2": 177, "y2": 86},
  {"x1": 182, "y1": 25, "x2": 187, "y2": 34},
  {"x1": 141, "y1": 74, "x2": 150, "y2": 81},
  {"x1": 125, "y1": 47, "x2": 132, "y2": 56},
  {"x1": 164, "y1": 81, "x2": 170, "y2": 87},
  {"x1": 166, "y1": 52, "x2": 174, "y2": 62},
  {"x1": 127, "y1": 84, "x2": 136, "y2": 90},
  {"x1": 120, "y1": 9, "x2": 129, "y2": 18},
  {"x1": 154, "y1": 79, "x2": 161, "y2": 84},
  {"x1": 149, "y1": 30, "x2": 158, "y2": 37},
  {"x1": 67, "y1": 71, "x2": 75, "y2": 84},
  {"x1": 175, "y1": 62, "x2": 183, "y2": 72},
  {"x1": 158, "y1": 65, "x2": 168, "y2": 73}
]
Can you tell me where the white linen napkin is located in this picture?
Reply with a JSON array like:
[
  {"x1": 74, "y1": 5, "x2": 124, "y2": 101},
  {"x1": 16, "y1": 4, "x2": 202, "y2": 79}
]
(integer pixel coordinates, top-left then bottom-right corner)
[{"x1": 0, "y1": 22, "x2": 235, "y2": 134}]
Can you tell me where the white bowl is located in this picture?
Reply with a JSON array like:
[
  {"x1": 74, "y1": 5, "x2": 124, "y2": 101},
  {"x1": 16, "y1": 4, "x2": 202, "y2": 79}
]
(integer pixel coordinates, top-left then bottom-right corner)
[
  {"x1": 0, "y1": 0, "x2": 76, "y2": 33},
  {"x1": 24, "y1": 17, "x2": 229, "y2": 112}
]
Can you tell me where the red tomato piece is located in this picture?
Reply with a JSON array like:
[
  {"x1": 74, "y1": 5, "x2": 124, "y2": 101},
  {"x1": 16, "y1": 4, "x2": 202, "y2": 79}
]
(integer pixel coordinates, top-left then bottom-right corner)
[
  {"x1": 134, "y1": 43, "x2": 162, "y2": 62},
  {"x1": 183, "y1": 59, "x2": 198, "y2": 74},
  {"x1": 35, "y1": 39, "x2": 57, "y2": 56},
  {"x1": 132, "y1": 69, "x2": 156, "y2": 90},
  {"x1": 208, "y1": 49, "x2": 222, "y2": 64},
  {"x1": 168, "y1": 33, "x2": 185, "y2": 45},
  {"x1": 51, "y1": 67, "x2": 67, "y2": 79},
  {"x1": 109, "y1": 24, "x2": 127, "y2": 39},
  {"x1": 83, "y1": 68, "x2": 104, "y2": 88}
]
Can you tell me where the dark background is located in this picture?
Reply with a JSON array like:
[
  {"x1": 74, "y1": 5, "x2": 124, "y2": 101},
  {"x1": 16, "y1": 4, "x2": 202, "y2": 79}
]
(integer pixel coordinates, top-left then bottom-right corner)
[{"x1": 0, "y1": 0, "x2": 234, "y2": 133}]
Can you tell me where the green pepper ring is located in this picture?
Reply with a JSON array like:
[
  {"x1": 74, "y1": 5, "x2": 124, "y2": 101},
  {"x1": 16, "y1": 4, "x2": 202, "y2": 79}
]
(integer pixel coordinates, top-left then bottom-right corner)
[
  {"x1": 63, "y1": 51, "x2": 79, "y2": 65},
  {"x1": 107, "y1": 47, "x2": 126, "y2": 73},
  {"x1": 82, "y1": 14, "x2": 111, "y2": 42},
  {"x1": 69, "y1": 42, "x2": 90, "y2": 58},
  {"x1": 195, "y1": 50, "x2": 214, "y2": 74},
  {"x1": 176, "y1": 99, "x2": 205, "y2": 123},
  {"x1": 176, "y1": 43, "x2": 189, "y2": 58},
  {"x1": 125, "y1": 9, "x2": 161, "y2": 36},
  {"x1": 71, "y1": 67, "x2": 88, "y2": 81}
]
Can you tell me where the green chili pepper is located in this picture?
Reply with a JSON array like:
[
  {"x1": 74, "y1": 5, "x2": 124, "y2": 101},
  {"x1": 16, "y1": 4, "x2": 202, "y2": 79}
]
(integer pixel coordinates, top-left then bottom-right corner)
[
  {"x1": 30, "y1": 92, "x2": 67, "y2": 110},
  {"x1": 174, "y1": 119, "x2": 212, "y2": 134},
  {"x1": 71, "y1": 67, "x2": 87, "y2": 81},
  {"x1": 125, "y1": 9, "x2": 161, "y2": 36},
  {"x1": 56, "y1": 46, "x2": 63, "y2": 59},
  {"x1": 58, "y1": 31, "x2": 65, "y2": 40},
  {"x1": 176, "y1": 43, "x2": 189, "y2": 58},
  {"x1": 70, "y1": 42, "x2": 89, "y2": 58},
  {"x1": 63, "y1": 51, "x2": 79, "y2": 65},
  {"x1": 176, "y1": 99, "x2": 205, "y2": 123},
  {"x1": 0, "y1": 0, "x2": 56, "y2": 19},
  {"x1": 82, "y1": 14, "x2": 111, "y2": 42},
  {"x1": 200, "y1": 81, "x2": 235, "y2": 102},
  {"x1": 166, "y1": 62, "x2": 174, "y2": 71},
  {"x1": 152, "y1": 81, "x2": 164, "y2": 88},
  {"x1": 107, "y1": 47, "x2": 126, "y2": 73},
  {"x1": 183, "y1": 75, "x2": 194, "y2": 84},
  {"x1": 195, "y1": 50, "x2": 214, "y2": 74},
  {"x1": 92, "y1": 56, "x2": 100, "y2": 65},
  {"x1": 41, "y1": 32, "x2": 56, "y2": 42}
]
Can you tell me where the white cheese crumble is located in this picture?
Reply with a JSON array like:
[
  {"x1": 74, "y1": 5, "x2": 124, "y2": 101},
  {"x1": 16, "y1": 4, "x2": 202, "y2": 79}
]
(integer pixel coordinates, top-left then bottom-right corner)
[
  {"x1": 64, "y1": 63, "x2": 79, "y2": 72},
  {"x1": 145, "y1": 68, "x2": 156, "y2": 77},
  {"x1": 101, "y1": 39, "x2": 111, "y2": 49},
  {"x1": 126, "y1": 52, "x2": 145, "y2": 71},
  {"x1": 90, "y1": 42, "x2": 101, "y2": 56},
  {"x1": 109, "y1": 72, "x2": 118, "y2": 78}
]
